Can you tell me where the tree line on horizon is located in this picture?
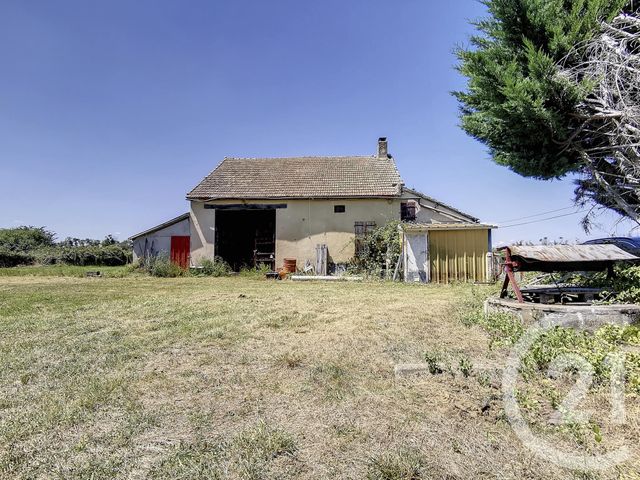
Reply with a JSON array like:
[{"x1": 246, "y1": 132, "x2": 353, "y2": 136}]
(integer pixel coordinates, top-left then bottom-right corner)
[{"x1": 0, "y1": 226, "x2": 132, "y2": 267}]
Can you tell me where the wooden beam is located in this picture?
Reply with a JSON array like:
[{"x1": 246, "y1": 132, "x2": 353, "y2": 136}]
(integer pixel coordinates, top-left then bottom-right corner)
[{"x1": 204, "y1": 203, "x2": 287, "y2": 210}]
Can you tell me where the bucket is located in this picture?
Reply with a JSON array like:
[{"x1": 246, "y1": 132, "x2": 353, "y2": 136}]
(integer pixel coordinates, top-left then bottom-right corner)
[{"x1": 283, "y1": 258, "x2": 297, "y2": 273}]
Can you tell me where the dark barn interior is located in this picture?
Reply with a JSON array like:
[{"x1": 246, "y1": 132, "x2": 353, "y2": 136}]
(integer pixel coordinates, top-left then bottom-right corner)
[{"x1": 215, "y1": 209, "x2": 276, "y2": 271}]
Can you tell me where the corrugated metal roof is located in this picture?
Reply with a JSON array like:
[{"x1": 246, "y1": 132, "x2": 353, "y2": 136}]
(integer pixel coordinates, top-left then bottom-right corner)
[
  {"x1": 401, "y1": 222, "x2": 496, "y2": 232},
  {"x1": 504, "y1": 244, "x2": 638, "y2": 262}
]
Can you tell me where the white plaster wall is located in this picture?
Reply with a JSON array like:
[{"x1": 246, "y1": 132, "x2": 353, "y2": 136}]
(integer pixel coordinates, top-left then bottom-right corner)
[
  {"x1": 189, "y1": 195, "x2": 478, "y2": 270},
  {"x1": 275, "y1": 198, "x2": 399, "y2": 267},
  {"x1": 189, "y1": 198, "x2": 400, "y2": 268},
  {"x1": 132, "y1": 218, "x2": 190, "y2": 261},
  {"x1": 190, "y1": 202, "x2": 215, "y2": 265}
]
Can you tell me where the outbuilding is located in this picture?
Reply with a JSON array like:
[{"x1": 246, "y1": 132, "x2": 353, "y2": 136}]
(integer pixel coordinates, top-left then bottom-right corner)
[
  {"x1": 131, "y1": 138, "x2": 496, "y2": 282},
  {"x1": 130, "y1": 213, "x2": 190, "y2": 268},
  {"x1": 401, "y1": 222, "x2": 496, "y2": 283}
]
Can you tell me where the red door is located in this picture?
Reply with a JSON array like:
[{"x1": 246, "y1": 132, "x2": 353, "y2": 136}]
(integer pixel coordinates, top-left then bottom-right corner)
[{"x1": 170, "y1": 236, "x2": 190, "y2": 269}]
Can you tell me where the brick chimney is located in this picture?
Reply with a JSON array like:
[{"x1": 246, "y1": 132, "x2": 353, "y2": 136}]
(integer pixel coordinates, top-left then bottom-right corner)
[{"x1": 377, "y1": 137, "x2": 388, "y2": 159}]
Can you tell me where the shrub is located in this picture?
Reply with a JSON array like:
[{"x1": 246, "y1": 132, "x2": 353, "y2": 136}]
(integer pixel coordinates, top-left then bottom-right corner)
[
  {"x1": 610, "y1": 264, "x2": 640, "y2": 304},
  {"x1": 0, "y1": 226, "x2": 132, "y2": 267},
  {"x1": 0, "y1": 248, "x2": 35, "y2": 267},
  {"x1": 519, "y1": 324, "x2": 640, "y2": 393},
  {"x1": 238, "y1": 263, "x2": 271, "y2": 278},
  {"x1": 0, "y1": 226, "x2": 55, "y2": 252},
  {"x1": 423, "y1": 350, "x2": 443, "y2": 375},
  {"x1": 559, "y1": 263, "x2": 640, "y2": 304},
  {"x1": 147, "y1": 254, "x2": 187, "y2": 278},
  {"x1": 32, "y1": 244, "x2": 132, "y2": 266},
  {"x1": 350, "y1": 221, "x2": 401, "y2": 277},
  {"x1": 198, "y1": 257, "x2": 231, "y2": 277},
  {"x1": 459, "y1": 355, "x2": 473, "y2": 378}
]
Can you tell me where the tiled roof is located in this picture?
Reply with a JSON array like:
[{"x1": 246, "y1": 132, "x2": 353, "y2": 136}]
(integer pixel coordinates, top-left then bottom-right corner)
[{"x1": 187, "y1": 156, "x2": 404, "y2": 199}]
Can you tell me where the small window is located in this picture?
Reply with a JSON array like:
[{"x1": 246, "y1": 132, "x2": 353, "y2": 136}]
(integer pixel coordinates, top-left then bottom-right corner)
[
  {"x1": 334, "y1": 205, "x2": 346, "y2": 213},
  {"x1": 401, "y1": 201, "x2": 417, "y2": 221}
]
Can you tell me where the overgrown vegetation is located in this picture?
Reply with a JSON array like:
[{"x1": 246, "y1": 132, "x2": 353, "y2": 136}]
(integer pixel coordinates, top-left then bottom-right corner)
[
  {"x1": 459, "y1": 288, "x2": 640, "y2": 393},
  {"x1": 350, "y1": 221, "x2": 401, "y2": 277},
  {"x1": 562, "y1": 263, "x2": 640, "y2": 304},
  {"x1": 0, "y1": 226, "x2": 55, "y2": 251},
  {"x1": 519, "y1": 324, "x2": 640, "y2": 394},
  {"x1": 0, "y1": 226, "x2": 132, "y2": 267},
  {"x1": 197, "y1": 257, "x2": 232, "y2": 277},
  {"x1": 138, "y1": 254, "x2": 187, "y2": 278}
]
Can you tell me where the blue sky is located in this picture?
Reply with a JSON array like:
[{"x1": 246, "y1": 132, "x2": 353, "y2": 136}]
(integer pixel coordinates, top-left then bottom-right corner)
[{"x1": 0, "y1": 0, "x2": 636, "y2": 245}]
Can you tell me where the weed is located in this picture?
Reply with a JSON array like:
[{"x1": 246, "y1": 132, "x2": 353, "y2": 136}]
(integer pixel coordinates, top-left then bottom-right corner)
[
  {"x1": 476, "y1": 371, "x2": 491, "y2": 387},
  {"x1": 460, "y1": 309, "x2": 524, "y2": 348},
  {"x1": 423, "y1": 350, "x2": 443, "y2": 375},
  {"x1": 234, "y1": 420, "x2": 296, "y2": 461},
  {"x1": 146, "y1": 254, "x2": 187, "y2": 278},
  {"x1": 458, "y1": 355, "x2": 473, "y2": 378},
  {"x1": 310, "y1": 362, "x2": 352, "y2": 399},
  {"x1": 275, "y1": 351, "x2": 303, "y2": 369},
  {"x1": 239, "y1": 263, "x2": 272, "y2": 278},
  {"x1": 197, "y1": 257, "x2": 231, "y2": 277},
  {"x1": 367, "y1": 447, "x2": 426, "y2": 480}
]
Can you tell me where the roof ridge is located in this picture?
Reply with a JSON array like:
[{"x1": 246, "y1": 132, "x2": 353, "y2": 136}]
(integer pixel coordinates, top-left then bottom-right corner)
[
  {"x1": 222, "y1": 155, "x2": 379, "y2": 160},
  {"x1": 186, "y1": 154, "x2": 404, "y2": 200}
]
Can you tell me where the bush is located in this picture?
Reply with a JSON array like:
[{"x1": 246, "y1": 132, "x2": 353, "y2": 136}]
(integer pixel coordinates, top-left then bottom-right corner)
[
  {"x1": 0, "y1": 226, "x2": 55, "y2": 252},
  {"x1": 238, "y1": 263, "x2": 271, "y2": 278},
  {"x1": 350, "y1": 221, "x2": 401, "y2": 277},
  {"x1": 198, "y1": 257, "x2": 232, "y2": 277},
  {"x1": 520, "y1": 324, "x2": 640, "y2": 393},
  {"x1": 562, "y1": 263, "x2": 640, "y2": 304},
  {"x1": 0, "y1": 226, "x2": 132, "y2": 268},
  {"x1": 32, "y1": 244, "x2": 132, "y2": 266},
  {"x1": 458, "y1": 289, "x2": 640, "y2": 393},
  {"x1": 0, "y1": 248, "x2": 35, "y2": 267},
  {"x1": 146, "y1": 254, "x2": 187, "y2": 278},
  {"x1": 610, "y1": 264, "x2": 640, "y2": 304}
]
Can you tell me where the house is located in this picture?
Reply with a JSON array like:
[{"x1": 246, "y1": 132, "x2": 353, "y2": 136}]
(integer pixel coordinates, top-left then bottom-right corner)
[{"x1": 131, "y1": 138, "x2": 495, "y2": 282}]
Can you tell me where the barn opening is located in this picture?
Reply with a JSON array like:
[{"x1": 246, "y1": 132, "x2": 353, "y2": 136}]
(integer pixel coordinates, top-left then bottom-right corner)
[{"x1": 214, "y1": 208, "x2": 276, "y2": 271}]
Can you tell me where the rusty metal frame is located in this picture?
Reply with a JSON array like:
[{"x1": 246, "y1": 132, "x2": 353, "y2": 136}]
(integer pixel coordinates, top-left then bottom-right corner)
[{"x1": 500, "y1": 247, "x2": 524, "y2": 303}]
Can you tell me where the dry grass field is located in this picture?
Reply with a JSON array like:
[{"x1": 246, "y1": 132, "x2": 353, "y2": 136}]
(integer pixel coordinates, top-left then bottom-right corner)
[{"x1": 0, "y1": 273, "x2": 638, "y2": 479}]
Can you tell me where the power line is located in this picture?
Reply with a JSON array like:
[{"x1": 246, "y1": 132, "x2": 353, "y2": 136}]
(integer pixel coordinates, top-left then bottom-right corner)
[
  {"x1": 496, "y1": 205, "x2": 578, "y2": 224},
  {"x1": 500, "y1": 210, "x2": 586, "y2": 228}
]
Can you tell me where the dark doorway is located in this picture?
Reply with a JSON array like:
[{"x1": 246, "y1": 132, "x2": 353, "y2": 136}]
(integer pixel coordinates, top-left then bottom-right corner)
[{"x1": 215, "y1": 209, "x2": 276, "y2": 271}]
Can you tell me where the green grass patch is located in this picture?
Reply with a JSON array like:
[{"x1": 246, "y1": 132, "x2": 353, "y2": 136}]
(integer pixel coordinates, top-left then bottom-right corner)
[
  {"x1": 367, "y1": 447, "x2": 427, "y2": 480},
  {"x1": 0, "y1": 265, "x2": 133, "y2": 277}
]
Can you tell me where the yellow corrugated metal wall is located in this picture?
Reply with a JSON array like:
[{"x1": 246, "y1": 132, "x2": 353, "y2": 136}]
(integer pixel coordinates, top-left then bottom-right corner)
[{"x1": 428, "y1": 229, "x2": 489, "y2": 283}]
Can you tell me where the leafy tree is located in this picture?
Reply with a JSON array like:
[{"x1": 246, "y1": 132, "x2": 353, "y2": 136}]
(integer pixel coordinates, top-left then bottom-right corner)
[
  {"x1": 0, "y1": 226, "x2": 55, "y2": 251},
  {"x1": 102, "y1": 234, "x2": 118, "y2": 246},
  {"x1": 455, "y1": 0, "x2": 639, "y2": 226}
]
